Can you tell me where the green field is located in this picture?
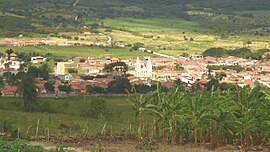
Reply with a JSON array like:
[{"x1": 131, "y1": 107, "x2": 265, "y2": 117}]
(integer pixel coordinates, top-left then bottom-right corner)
[
  {"x1": 0, "y1": 46, "x2": 156, "y2": 59},
  {"x1": 0, "y1": 96, "x2": 143, "y2": 137},
  {"x1": 84, "y1": 17, "x2": 270, "y2": 55}
]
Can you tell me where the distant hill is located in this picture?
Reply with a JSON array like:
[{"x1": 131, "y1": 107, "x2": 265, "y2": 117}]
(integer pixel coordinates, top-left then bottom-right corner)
[{"x1": 0, "y1": 0, "x2": 269, "y2": 37}]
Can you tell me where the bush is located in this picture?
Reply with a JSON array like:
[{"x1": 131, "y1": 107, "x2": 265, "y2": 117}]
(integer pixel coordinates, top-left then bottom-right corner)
[{"x1": 83, "y1": 97, "x2": 109, "y2": 119}]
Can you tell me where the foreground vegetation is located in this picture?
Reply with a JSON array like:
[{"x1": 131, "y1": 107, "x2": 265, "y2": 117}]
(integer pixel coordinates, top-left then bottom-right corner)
[
  {"x1": 1, "y1": 83, "x2": 270, "y2": 151},
  {"x1": 0, "y1": 96, "x2": 137, "y2": 137}
]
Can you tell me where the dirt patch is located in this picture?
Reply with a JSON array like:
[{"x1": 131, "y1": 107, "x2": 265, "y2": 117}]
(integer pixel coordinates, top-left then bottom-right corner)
[{"x1": 28, "y1": 136, "x2": 247, "y2": 152}]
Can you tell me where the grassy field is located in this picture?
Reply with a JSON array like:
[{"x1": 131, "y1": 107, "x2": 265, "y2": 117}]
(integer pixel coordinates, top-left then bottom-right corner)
[
  {"x1": 84, "y1": 17, "x2": 270, "y2": 56},
  {"x1": 0, "y1": 96, "x2": 142, "y2": 137},
  {"x1": 0, "y1": 46, "x2": 156, "y2": 59}
]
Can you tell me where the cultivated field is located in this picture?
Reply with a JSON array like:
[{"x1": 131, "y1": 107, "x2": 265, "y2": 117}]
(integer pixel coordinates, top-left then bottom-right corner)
[{"x1": 0, "y1": 46, "x2": 156, "y2": 59}]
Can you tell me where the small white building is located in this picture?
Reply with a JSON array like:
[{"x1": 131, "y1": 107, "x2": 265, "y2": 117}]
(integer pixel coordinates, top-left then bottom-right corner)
[{"x1": 31, "y1": 56, "x2": 47, "y2": 63}]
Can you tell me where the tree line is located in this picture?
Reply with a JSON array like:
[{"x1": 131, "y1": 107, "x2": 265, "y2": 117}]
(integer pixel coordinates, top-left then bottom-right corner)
[{"x1": 203, "y1": 47, "x2": 270, "y2": 60}]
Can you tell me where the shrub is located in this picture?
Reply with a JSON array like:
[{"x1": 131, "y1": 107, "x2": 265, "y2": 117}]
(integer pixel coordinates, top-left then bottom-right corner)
[{"x1": 83, "y1": 97, "x2": 109, "y2": 119}]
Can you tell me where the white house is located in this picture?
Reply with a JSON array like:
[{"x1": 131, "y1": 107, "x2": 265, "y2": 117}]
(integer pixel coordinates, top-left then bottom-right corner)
[{"x1": 31, "y1": 56, "x2": 47, "y2": 63}]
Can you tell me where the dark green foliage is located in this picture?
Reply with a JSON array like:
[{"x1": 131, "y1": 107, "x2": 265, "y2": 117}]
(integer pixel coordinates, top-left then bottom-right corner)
[
  {"x1": 67, "y1": 68, "x2": 78, "y2": 73},
  {"x1": 219, "y1": 82, "x2": 238, "y2": 91},
  {"x1": 27, "y1": 62, "x2": 53, "y2": 80},
  {"x1": 134, "y1": 84, "x2": 157, "y2": 94},
  {"x1": 202, "y1": 47, "x2": 227, "y2": 58},
  {"x1": 227, "y1": 48, "x2": 252, "y2": 57},
  {"x1": 81, "y1": 75, "x2": 95, "y2": 80},
  {"x1": 132, "y1": 42, "x2": 145, "y2": 51},
  {"x1": 208, "y1": 65, "x2": 245, "y2": 72},
  {"x1": 205, "y1": 78, "x2": 219, "y2": 91},
  {"x1": 215, "y1": 72, "x2": 226, "y2": 81},
  {"x1": 17, "y1": 75, "x2": 38, "y2": 112},
  {"x1": 108, "y1": 78, "x2": 132, "y2": 93},
  {"x1": 103, "y1": 62, "x2": 128, "y2": 72},
  {"x1": 44, "y1": 80, "x2": 55, "y2": 93},
  {"x1": 59, "y1": 85, "x2": 72, "y2": 93},
  {"x1": 175, "y1": 64, "x2": 184, "y2": 71},
  {"x1": 83, "y1": 97, "x2": 109, "y2": 119},
  {"x1": 86, "y1": 85, "x2": 106, "y2": 94},
  {"x1": 0, "y1": 76, "x2": 4, "y2": 88},
  {"x1": 203, "y1": 47, "x2": 269, "y2": 59},
  {"x1": 246, "y1": 49, "x2": 270, "y2": 60}
]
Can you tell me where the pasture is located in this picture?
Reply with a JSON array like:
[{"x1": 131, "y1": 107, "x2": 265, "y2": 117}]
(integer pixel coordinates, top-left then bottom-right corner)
[
  {"x1": 85, "y1": 17, "x2": 270, "y2": 55},
  {"x1": 0, "y1": 46, "x2": 156, "y2": 59},
  {"x1": 0, "y1": 96, "x2": 140, "y2": 137}
]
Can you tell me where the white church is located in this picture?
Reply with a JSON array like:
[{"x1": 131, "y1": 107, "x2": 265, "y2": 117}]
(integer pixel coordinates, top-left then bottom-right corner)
[{"x1": 135, "y1": 57, "x2": 153, "y2": 78}]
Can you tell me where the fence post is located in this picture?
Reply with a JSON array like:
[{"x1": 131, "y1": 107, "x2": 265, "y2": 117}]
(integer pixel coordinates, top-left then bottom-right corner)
[{"x1": 35, "y1": 119, "x2": 40, "y2": 140}]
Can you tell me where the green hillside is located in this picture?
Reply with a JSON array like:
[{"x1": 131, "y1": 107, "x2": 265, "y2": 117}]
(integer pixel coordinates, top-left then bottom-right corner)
[
  {"x1": 0, "y1": 0, "x2": 269, "y2": 56},
  {"x1": 0, "y1": 0, "x2": 269, "y2": 35}
]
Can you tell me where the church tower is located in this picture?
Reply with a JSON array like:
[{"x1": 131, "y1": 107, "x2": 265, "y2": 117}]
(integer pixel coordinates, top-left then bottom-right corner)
[{"x1": 135, "y1": 57, "x2": 152, "y2": 78}]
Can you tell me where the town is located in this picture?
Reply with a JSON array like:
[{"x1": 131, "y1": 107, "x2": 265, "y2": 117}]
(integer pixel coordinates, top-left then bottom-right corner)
[{"x1": 1, "y1": 47, "x2": 270, "y2": 97}]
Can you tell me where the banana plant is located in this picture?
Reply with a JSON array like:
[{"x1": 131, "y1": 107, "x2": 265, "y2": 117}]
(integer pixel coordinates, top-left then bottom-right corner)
[
  {"x1": 233, "y1": 86, "x2": 267, "y2": 148},
  {"x1": 127, "y1": 87, "x2": 157, "y2": 139}
]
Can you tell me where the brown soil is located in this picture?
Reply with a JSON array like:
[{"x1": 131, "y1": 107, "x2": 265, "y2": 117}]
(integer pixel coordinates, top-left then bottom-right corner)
[{"x1": 28, "y1": 136, "x2": 249, "y2": 152}]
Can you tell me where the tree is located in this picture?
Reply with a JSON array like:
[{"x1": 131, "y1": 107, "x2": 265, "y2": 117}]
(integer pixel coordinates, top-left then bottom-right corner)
[
  {"x1": 5, "y1": 49, "x2": 14, "y2": 60},
  {"x1": 202, "y1": 47, "x2": 227, "y2": 58},
  {"x1": 132, "y1": 42, "x2": 144, "y2": 51},
  {"x1": 59, "y1": 85, "x2": 72, "y2": 94},
  {"x1": 86, "y1": 85, "x2": 106, "y2": 94},
  {"x1": 27, "y1": 66, "x2": 41, "y2": 78},
  {"x1": 108, "y1": 78, "x2": 131, "y2": 93},
  {"x1": 0, "y1": 76, "x2": 4, "y2": 88},
  {"x1": 39, "y1": 63, "x2": 52, "y2": 80},
  {"x1": 175, "y1": 64, "x2": 184, "y2": 71},
  {"x1": 103, "y1": 62, "x2": 128, "y2": 74},
  {"x1": 17, "y1": 75, "x2": 38, "y2": 112},
  {"x1": 44, "y1": 80, "x2": 55, "y2": 93}
]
